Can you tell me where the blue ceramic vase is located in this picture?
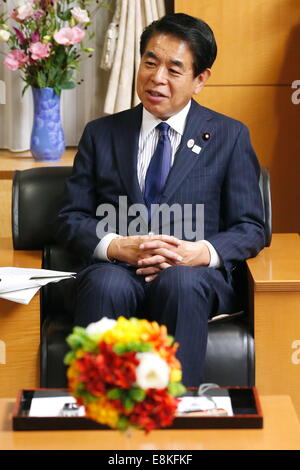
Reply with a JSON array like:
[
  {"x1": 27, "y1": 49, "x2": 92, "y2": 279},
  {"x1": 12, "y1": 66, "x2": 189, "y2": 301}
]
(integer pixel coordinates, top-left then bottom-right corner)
[{"x1": 30, "y1": 87, "x2": 65, "y2": 161}]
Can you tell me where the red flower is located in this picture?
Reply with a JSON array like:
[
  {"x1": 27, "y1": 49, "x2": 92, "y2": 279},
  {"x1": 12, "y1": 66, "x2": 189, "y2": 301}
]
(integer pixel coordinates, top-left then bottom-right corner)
[
  {"x1": 129, "y1": 389, "x2": 178, "y2": 432},
  {"x1": 76, "y1": 354, "x2": 106, "y2": 396},
  {"x1": 74, "y1": 342, "x2": 140, "y2": 396}
]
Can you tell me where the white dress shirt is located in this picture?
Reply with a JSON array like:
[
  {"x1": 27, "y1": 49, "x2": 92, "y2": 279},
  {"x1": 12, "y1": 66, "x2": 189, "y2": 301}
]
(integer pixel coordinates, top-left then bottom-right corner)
[{"x1": 94, "y1": 101, "x2": 221, "y2": 268}]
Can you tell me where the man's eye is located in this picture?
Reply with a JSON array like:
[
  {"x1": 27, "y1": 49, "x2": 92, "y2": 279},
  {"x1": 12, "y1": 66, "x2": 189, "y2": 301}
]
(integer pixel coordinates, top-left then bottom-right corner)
[
  {"x1": 145, "y1": 61, "x2": 156, "y2": 67},
  {"x1": 169, "y1": 69, "x2": 181, "y2": 75}
]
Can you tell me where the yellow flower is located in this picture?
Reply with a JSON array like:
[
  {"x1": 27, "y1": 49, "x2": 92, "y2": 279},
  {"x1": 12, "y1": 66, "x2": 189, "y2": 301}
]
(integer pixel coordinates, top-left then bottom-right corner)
[
  {"x1": 75, "y1": 348, "x2": 85, "y2": 359},
  {"x1": 66, "y1": 362, "x2": 81, "y2": 391},
  {"x1": 86, "y1": 396, "x2": 119, "y2": 429},
  {"x1": 101, "y1": 316, "x2": 170, "y2": 353},
  {"x1": 170, "y1": 368, "x2": 182, "y2": 383},
  {"x1": 42, "y1": 35, "x2": 51, "y2": 43},
  {"x1": 102, "y1": 317, "x2": 145, "y2": 344}
]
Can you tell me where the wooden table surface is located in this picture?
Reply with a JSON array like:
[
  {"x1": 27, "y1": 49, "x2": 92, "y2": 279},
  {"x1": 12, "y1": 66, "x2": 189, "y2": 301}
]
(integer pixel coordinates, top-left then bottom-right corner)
[
  {"x1": 0, "y1": 148, "x2": 76, "y2": 179},
  {"x1": 0, "y1": 395, "x2": 299, "y2": 450}
]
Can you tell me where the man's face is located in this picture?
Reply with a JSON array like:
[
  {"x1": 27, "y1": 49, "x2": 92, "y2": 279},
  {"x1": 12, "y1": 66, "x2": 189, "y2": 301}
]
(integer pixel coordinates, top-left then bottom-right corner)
[{"x1": 137, "y1": 33, "x2": 210, "y2": 120}]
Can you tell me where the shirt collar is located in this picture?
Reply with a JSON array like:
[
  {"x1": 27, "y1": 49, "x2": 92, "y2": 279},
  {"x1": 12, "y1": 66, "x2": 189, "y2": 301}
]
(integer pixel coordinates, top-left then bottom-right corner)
[{"x1": 141, "y1": 100, "x2": 191, "y2": 139}]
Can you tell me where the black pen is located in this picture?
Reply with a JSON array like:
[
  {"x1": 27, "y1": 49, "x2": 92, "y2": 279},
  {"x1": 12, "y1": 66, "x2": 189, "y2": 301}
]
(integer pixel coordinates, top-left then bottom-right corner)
[
  {"x1": 30, "y1": 276, "x2": 61, "y2": 279},
  {"x1": 30, "y1": 275, "x2": 74, "y2": 280}
]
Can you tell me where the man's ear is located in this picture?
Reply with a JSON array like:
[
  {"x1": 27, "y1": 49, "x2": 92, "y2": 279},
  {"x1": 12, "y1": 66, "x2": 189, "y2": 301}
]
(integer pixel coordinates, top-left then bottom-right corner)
[{"x1": 193, "y1": 68, "x2": 211, "y2": 95}]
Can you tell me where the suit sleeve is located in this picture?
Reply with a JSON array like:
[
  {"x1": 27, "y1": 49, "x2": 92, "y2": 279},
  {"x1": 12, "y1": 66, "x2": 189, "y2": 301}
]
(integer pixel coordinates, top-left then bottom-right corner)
[
  {"x1": 54, "y1": 123, "x2": 101, "y2": 261},
  {"x1": 206, "y1": 123, "x2": 266, "y2": 271}
]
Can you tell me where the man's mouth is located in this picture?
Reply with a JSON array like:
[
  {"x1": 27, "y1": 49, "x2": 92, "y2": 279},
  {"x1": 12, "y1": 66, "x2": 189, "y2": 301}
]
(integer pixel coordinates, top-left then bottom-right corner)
[{"x1": 147, "y1": 90, "x2": 166, "y2": 98}]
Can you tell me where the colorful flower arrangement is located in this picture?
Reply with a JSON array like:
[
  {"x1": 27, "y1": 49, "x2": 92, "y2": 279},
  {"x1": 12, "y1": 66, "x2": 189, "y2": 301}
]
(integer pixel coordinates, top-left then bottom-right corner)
[
  {"x1": 0, "y1": 0, "x2": 112, "y2": 95},
  {"x1": 64, "y1": 317, "x2": 186, "y2": 433}
]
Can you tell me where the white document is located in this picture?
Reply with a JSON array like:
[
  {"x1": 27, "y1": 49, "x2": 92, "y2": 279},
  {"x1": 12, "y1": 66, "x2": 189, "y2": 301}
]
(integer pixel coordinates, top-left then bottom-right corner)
[
  {"x1": 0, "y1": 267, "x2": 76, "y2": 304},
  {"x1": 0, "y1": 286, "x2": 41, "y2": 305},
  {"x1": 29, "y1": 396, "x2": 85, "y2": 417},
  {"x1": 177, "y1": 396, "x2": 233, "y2": 416}
]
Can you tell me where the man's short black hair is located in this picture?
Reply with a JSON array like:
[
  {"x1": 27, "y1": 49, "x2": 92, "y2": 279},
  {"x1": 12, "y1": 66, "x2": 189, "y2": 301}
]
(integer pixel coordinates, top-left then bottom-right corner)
[{"x1": 140, "y1": 13, "x2": 217, "y2": 77}]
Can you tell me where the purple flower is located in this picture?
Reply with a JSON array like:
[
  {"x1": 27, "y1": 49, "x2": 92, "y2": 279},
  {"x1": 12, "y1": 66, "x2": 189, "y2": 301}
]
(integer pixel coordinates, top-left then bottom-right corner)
[
  {"x1": 31, "y1": 29, "x2": 40, "y2": 43},
  {"x1": 13, "y1": 27, "x2": 27, "y2": 45}
]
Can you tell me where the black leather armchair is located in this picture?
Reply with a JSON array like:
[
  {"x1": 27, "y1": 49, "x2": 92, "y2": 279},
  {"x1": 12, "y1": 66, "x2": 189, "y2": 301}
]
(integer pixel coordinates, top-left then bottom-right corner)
[{"x1": 12, "y1": 166, "x2": 272, "y2": 388}]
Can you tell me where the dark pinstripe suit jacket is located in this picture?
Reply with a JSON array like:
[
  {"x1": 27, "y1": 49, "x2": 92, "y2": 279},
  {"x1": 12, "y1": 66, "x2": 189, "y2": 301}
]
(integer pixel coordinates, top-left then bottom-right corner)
[{"x1": 55, "y1": 99, "x2": 265, "y2": 272}]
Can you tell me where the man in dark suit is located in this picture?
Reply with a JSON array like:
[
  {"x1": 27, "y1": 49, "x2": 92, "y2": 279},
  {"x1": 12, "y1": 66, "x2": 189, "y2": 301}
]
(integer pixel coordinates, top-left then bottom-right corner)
[{"x1": 55, "y1": 13, "x2": 265, "y2": 386}]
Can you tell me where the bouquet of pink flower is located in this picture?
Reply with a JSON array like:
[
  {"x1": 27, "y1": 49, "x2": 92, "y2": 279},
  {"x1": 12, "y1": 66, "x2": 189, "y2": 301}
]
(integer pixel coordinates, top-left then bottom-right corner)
[
  {"x1": 0, "y1": 0, "x2": 112, "y2": 95},
  {"x1": 65, "y1": 317, "x2": 186, "y2": 433}
]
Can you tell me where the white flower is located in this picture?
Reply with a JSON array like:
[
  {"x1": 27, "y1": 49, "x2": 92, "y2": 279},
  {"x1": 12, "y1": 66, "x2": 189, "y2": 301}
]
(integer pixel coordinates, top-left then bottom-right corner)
[
  {"x1": 16, "y1": 1, "x2": 35, "y2": 21},
  {"x1": 71, "y1": 7, "x2": 90, "y2": 24},
  {"x1": 86, "y1": 317, "x2": 116, "y2": 340},
  {"x1": 0, "y1": 30, "x2": 10, "y2": 42},
  {"x1": 135, "y1": 352, "x2": 170, "y2": 390}
]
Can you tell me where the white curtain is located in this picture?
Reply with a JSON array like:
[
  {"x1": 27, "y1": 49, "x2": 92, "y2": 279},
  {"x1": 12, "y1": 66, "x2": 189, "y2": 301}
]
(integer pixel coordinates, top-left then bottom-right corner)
[
  {"x1": 0, "y1": 80, "x2": 5, "y2": 104},
  {"x1": 101, "y1": 0, "x2": 166, "y2": 115},
  {"x1": 0, "y1": 1, "x2": 115, "y2": 151}
]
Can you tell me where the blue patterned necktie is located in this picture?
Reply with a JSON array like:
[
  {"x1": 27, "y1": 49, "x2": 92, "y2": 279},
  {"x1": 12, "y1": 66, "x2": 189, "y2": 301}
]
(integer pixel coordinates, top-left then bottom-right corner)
[{"x1": 144, "y1": 122, "x2": 172, "y2": 214}]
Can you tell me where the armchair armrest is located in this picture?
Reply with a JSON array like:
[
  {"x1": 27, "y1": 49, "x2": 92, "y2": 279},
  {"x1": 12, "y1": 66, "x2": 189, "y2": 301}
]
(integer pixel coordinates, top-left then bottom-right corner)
[{"x1": 246, "y1": 233, "x2": 300, "y2": 292}]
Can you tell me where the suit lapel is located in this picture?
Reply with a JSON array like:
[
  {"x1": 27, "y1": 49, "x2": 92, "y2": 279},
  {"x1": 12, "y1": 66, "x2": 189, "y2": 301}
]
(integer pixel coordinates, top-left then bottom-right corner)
[
  {"x1": 160, "y1": 99, "x2": 215, "y2": 204},
  {"x1": 112, "y1": 104, "x2": 145, "y2": 207}
]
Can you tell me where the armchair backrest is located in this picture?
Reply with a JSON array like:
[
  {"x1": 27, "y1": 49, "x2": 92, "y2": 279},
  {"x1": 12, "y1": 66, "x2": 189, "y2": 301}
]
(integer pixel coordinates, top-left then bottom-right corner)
[
  {"x1": 12, "y1": 166, "x2": 72, "y2": 250},
  {"x1": 259, "y1": 166, "x2": 272, "y2": 247},
  {"x1": 12, "y1": 166, "x2": 272, "y2": 250}
]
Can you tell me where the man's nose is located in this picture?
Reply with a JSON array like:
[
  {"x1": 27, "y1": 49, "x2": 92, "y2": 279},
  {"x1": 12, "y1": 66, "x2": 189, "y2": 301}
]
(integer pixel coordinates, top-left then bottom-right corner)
[{"x1": 150, "y1": 66, "x2": 168, "y2": 84}]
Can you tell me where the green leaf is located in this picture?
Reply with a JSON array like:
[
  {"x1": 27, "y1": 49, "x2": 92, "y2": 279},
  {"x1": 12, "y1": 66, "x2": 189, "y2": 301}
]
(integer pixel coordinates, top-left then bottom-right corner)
[
  {"x1": 126, "y1": 341, "x2": 140, "y2": 351},
  {"x1": 117, "y1": 416, "x2": 129, "y2": 431},
  {"x1": 21, "y1": 83, "x2": 30, "y2": 97},
  {"x1": 49, "y1": 68, "x2": 58, "y2": 84},
  {"x1": 54, "y1": 86, "x2": 61, "y2": 97},
  {"x1": 36, "y1": 70, "x2": 47, "y2": 88},
  {"x1": 66, "y1": 327, "x2": 93, "y2": 350},
  {"x1": 137, "y1": 343, "x2": 152, "y2": 352},
  {"x1": 128, "y1": 387, "x2": 146, "y2": 402},
  {"x1": 59, "y1": 81, "x2": 76, "y2": 90},
  {"x1": 113, "y1": 341, "x2": 152, "y2": 355},
  {"x1": 107, "y1": 388, "x2": 122, "y2": 400},
  {"x1": 53, "y1": 46, "x2": 68, "y2": 67},
  {"x1": 113, "y1": 343, "x2": 128, "y2": 355},
  {"x1": 63, "y1": 350, "x2": 76, "y2": 365},
  {"x1": 167, "y1": 335, "x2": 175, "y2": 346},
  {"x1": 75, "y1": 385, "x2": 99, "y2": 404},
  {"x1": 123, "y1": 397, "x2": 135, "y2": 412},
  {"x1": 168, "y1": 382, "x2": 186, "y2": 397},
  {"x1": 56, "y1": 5, "x2": 72, "y2": 22}
]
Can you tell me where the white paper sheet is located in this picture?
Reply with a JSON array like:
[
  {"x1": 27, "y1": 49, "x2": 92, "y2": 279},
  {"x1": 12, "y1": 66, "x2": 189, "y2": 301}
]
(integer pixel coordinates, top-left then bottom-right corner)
[
  {"x1": 29, "y1": 396, "x2": 85, "y2": 417},
  {"x1": 0, "y1": 267, "x2": 76, "y2": 304},
  {"x1": 0, "y1": 286, "x2": 41, "y2": 304},
  {"x1": 177, "y1": 396, "x2": 233, "y2": 416}
]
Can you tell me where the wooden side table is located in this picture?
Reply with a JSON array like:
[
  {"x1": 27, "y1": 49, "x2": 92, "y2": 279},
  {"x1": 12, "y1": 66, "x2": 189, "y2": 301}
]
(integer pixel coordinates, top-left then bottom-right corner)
[
  {"x1": 247, "y1": 233, "x2": 300, "y2": 418},
  {"x1": 0, "y1": 395, "x2": 300, "y2": 450},
  {"x1": 0, "y1": 238, "x2": 41, "y2": 398},
  {"x1": 0, "y1": 149, "x2": 76, "y2": 238}
]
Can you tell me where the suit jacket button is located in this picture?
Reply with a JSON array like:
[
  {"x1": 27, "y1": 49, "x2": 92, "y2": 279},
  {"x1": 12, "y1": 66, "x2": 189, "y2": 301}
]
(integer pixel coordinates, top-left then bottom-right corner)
[{"x1": 202, "y1": 133, "x2": 210, "y2": 141}]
